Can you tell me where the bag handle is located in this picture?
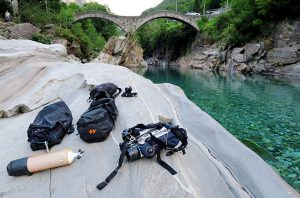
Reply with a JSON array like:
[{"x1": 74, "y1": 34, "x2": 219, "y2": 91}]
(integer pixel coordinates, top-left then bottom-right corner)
[{"x1": 112, "y1": 88, "x2": 122, "y2": 98}]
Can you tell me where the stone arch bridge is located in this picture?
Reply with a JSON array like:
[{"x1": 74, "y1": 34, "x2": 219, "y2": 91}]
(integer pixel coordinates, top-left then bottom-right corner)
[{"x1": 74, "y1": 11, "x2": 201, "y2": 34}]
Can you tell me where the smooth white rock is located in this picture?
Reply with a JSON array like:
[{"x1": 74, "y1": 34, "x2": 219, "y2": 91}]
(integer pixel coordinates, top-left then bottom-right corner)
[{"x1": 0, "y1": 40, "x2": 298, "y2": 198}]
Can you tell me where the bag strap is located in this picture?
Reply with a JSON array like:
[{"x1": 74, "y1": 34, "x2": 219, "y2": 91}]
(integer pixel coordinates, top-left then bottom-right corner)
[
  {"x1": 97, "y1": 142, "x2": 130, "y2": 190},
  {"x1": 148, "y1": 134, "x2": 177, "y2": 175},
  {"x1": 156, "y1": 152, "x2": 177, "y2": 175},
  {"x1": 90, "y1": 98, "x2": 110, "y2": 107}
]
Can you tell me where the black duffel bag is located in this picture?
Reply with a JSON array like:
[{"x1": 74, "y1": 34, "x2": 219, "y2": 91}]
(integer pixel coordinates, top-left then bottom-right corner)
[
  {"x1": 27, "y1": 101, "x2": 74, "y2": 151},
  {"x1": 77, "y1": 98, "x2": 118, "y2": 143},
  {"x1": 89, "y1": 83, "x2": 122, "y2": 101}
]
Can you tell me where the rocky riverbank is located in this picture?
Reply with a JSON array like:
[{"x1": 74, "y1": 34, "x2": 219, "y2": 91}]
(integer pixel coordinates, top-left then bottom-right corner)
[
  {"x1": 166, "y1": 18, "x2": 300, "y2": 77},
  {"x1": 0, "y1": 40, "x2": 298, "y2": 197},
  {"x1": 178, "y1": 18, "x2": 300, "y2": 77}
]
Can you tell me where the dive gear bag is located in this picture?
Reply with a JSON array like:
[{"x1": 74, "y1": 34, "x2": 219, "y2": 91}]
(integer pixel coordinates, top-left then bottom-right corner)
[
  {"x1": 27, "y1": 101, "x2": 74, "y2": 151},
  {"x1": 89, "y1": 83, "x2": 122, "y2": 101},
  {"x1": 77, "y1": 98, "x2": 118, "y2": 143},
  {"x1": 97, "y1": 122, "x2": 188, "y2": 190}
]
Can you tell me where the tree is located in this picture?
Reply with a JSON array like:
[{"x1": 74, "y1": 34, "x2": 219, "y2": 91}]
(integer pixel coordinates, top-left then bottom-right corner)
[{"x1": 194, "y1": 0, "x2": 201, "y2": 12}]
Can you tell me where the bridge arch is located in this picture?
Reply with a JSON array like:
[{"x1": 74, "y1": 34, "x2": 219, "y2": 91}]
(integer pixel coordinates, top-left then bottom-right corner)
[
  {"x1": 73, "y1": 11, "x2": 200, "y2": 34},
  {"x1": 135, "y1": 11, "x2": 199, "y2": 32},
  {"x1": 73, "y1": 11, "x2": 127, "y2": 32}
]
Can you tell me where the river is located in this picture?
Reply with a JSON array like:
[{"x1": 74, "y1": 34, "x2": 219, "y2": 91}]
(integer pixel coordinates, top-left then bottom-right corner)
[{"x1": 133, "y1": 66, "x2": 300, "y2": 192}]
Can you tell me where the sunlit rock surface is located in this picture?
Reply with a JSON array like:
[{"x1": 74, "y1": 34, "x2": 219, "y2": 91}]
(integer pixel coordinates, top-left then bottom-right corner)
[{"x1": 0, "y1": 40, "x2": 298, "y2": 197}]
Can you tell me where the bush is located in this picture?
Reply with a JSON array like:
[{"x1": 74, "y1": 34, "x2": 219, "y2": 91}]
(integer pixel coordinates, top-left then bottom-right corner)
[
  {"x1": 31, "y1": 32, "x2": 52, "y2": 44},
  {"x1": 55, "y1": 27, "x2": 75, "y2": 42}
]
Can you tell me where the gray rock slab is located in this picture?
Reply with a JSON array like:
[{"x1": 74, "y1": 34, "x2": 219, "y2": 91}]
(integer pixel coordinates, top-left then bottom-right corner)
[
  {"x1": 277, "y1": 62, "x2": 300, "y2": 77},
  {"x1": 267, "y1": 47, "x2": 300, "y2": 65},
  {"x1": 8, "y1": 23, "x2": 41, "y2": 39}
]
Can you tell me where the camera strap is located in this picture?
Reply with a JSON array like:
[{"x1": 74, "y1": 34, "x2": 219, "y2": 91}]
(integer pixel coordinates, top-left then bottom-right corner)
[{"x1": 97, "y1": 142, "x2": 130, "y2": 191}]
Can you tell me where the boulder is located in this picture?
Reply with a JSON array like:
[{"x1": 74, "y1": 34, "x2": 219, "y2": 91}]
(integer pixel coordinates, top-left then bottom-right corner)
[
  {"x1": 8, "y1": 23, "x2": 41, "y2": 39},
  {"x1": 266, "y1": 47, "x2": 300, "y2": 65},
  {"x1": 276, "y1": 62, "x2": 300, "y2": 77},
  {"x1": 203, "y1": 43, "x2": 221, "y2": 56},
  {"x1": 290, "y1": 21, "x2": 300, "y2": 43},
  {"x1": 94, "y1": 36, "x2": 146, "y2": 68},
  {"x1": 244, "y1": 44, "x2": 261, "y2": 58},
  {"x1": 232, "y1": 44, "x2": 262, "y2": 63},
  {"x1": 51, "y1": 38, "x2": 68, "y2": 48},
  {"x1": 232, "y1": 48, "x2": 247, "y2": 63},
  {"x1": 0, "y1": 39, "x2": 298, "y2": 197},
  {"x1": 235, "y1": 63, "x2": 252, "y2": 74},
  {"x1": 68, "y1": 41, "x2": 82, "y2": 58},
  {"x1": 272, "y1": 19, "x2": 300, "y2": 47},
  {"x1": 67, "y1": 54, "x2": 81, "y2": 63}
]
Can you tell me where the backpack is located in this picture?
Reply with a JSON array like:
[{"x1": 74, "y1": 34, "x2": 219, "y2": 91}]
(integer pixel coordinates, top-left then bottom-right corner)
[
  {"x1": 89, "y1": 83, "x2": 122, "y2": 101},
  {"x1": 27, "y1": 101, "x2": 74, "y2": 151},
  {"x1": 97, "y1": 122, "x2": 188, "y2": 190},
  {"x1": 77, "y1": 98, "x2": 118, "y2": 143}
]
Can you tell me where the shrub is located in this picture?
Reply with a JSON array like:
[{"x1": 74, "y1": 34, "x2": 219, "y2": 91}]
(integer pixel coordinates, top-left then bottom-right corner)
[
  {"x1": 55, "y1": 27, "x2": 75, "y2": 42},
  {"x1": 31, "y1": 32, "x2": 52, "y2": 44}
]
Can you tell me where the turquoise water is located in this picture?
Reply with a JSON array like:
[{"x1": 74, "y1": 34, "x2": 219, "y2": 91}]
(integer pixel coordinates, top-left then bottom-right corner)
[{"x1": 133, "y1": 66, "x2": 300, "y2": 192}]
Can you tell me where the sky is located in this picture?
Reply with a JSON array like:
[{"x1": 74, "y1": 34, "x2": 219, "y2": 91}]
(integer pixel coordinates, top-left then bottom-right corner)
[{"x1": 94, "y1": 0, "x2": 163, "y2": 16}]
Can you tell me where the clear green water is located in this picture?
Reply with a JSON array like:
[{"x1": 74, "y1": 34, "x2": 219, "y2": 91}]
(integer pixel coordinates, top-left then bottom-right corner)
[{"x1": 133, "y1": 66, "x2": 300, "y2": 192}]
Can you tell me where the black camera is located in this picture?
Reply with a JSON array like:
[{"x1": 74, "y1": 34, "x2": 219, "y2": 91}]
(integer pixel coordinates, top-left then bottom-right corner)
[
  {"x1": 121, "y1": 127, "x2": 158, "y2": 161},
  {"x1": 125, "y1": 86, "x2": 132, "y2": 93},
  {"x1": 122, "y1": 86, "x2": 137, "y2": 97},
  {"x1": 125, "y1": 142, "x2": 159, "y2": 161}
]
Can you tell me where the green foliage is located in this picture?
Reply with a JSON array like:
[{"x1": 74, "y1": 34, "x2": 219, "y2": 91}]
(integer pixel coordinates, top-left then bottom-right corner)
[
  {"x1": 136, "y1": 19, "x2": 197, "y2": 59},
  {"x1": 17, "y1": 1, "x2": 119, "y2": 60},
  {"x1": 256, "y1": 0, "x2": 300, "y2": 19},
  {"x1": 54, "y1": 27, "x2": 75, "y2": 42},
  {"x1": 193, "y1": 0, "x2": 202, "y2": 12},
  {"x1": 203, "y1": 0, "x2": 223, "y2": 10},
  {"x1": 197, "y1": 0, "x2": 300, "y2": 46},
  {"x1": 81, "y1": 2, "x2": 108, "y2": 12},
  {"x1": 147, "y1": 0, "x2": 299, "y2": 47},
  {"x1": 19, "y1": 0, "x2": 63, "y2": 27},
  {"x1": 56, "y1": 3, "x2": 81, "y2": 27},
  {"x1": 70, "y1": 21, "x2": 106, "y2": 58},
  {"x1": 143, "y1": 0, "x2": 194, "y2": 14},
  {"x1": 31, "y1": 32, "x2": 52, "y2": 44}
]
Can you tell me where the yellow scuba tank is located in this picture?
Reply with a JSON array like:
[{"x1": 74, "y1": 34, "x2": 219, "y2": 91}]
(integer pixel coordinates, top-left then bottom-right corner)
[{"x1": 7, "y1": 149, "x2": 84, "y2": 176}]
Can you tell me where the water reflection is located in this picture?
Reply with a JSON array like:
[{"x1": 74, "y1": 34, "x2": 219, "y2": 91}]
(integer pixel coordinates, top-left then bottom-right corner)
[{"x1": 133, "y1": 66, "x2": 300, "y2": 192}]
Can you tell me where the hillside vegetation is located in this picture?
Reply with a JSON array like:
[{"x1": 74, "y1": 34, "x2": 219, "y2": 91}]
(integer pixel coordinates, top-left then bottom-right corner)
[
  {"x1": 137, "y1": 0, "x2": 227, "y2": 60},
  {"x1": 138, "y1": 0, "x2": 300, "y2": 60},
  {"x1": 198, "y1": 0, "x2": 300, "y2": 46},
  {"x1": 1, "y1": 0, "x2": 119, "y2": 60},
  {"x1": 143, "y1": 0, "x2": 224, "y2": 15}
]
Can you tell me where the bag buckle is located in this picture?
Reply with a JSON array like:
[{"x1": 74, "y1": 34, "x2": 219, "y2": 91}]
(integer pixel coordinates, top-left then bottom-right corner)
[{"x1": 44, "y1": 141, "x2": 49, "y2": 153}]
